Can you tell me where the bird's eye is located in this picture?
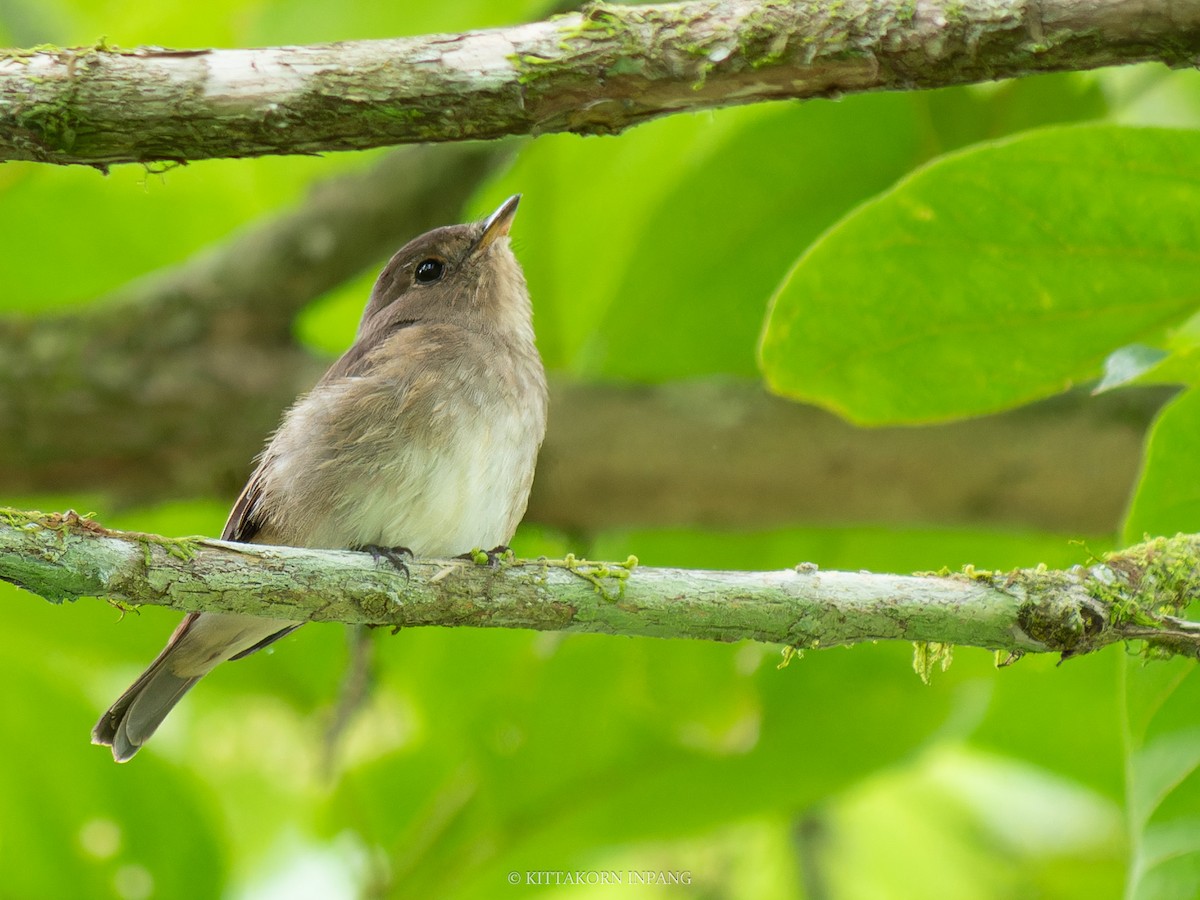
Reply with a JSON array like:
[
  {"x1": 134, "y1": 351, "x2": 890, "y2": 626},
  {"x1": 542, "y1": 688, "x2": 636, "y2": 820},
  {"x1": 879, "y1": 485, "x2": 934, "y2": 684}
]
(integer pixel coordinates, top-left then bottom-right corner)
[{"x1": 414, "y1": 258, "x2": 445, "y2": 284}]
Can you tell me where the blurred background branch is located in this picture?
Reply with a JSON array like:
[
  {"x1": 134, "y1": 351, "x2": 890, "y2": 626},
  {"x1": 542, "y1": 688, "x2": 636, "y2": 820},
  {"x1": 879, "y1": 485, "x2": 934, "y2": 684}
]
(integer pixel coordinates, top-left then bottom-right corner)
[{"x1": 1, "y1": 0, "x2": 1198, "y2": 166}]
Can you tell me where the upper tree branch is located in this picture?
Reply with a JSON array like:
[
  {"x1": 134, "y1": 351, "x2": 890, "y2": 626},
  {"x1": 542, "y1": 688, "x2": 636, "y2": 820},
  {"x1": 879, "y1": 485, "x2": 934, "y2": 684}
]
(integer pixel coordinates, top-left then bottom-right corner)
[
  {"x1": 3, "y1": 0, "x2": 1198, "y2": 166},
  {"x1": 3, "y1": 509, "x2": 1200, "y2": 661}
]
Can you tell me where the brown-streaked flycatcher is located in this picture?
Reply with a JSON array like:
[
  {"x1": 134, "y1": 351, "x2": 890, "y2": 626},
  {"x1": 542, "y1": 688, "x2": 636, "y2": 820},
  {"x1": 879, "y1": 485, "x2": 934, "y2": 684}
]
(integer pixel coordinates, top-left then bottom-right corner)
[{"x1": 93, "y1": 195, "x2": 547, "y2": 762}]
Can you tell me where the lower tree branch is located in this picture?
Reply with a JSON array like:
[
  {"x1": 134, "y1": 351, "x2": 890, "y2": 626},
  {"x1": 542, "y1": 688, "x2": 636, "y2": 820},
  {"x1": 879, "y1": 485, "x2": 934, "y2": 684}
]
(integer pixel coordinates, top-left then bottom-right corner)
[{"x1": 5, "y1": 509, "x2": 1198, "y2": 661}]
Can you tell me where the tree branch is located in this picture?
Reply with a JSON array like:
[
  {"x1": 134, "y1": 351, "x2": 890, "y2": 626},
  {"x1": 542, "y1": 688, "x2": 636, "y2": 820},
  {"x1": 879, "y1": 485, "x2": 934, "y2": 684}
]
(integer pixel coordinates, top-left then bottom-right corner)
[
  {"x1": 5, "y1": 509, "x2": 1198, "y2": 661},
  {"x1": 2, "y1": 0, "x2": 1197, "y2": 167},
  {"x1": 0, "y1": 312, "x2": 1167, "y2": 529},
  {"x1": 535, "y1": 380, "x2": 1165, "y2": 535}
]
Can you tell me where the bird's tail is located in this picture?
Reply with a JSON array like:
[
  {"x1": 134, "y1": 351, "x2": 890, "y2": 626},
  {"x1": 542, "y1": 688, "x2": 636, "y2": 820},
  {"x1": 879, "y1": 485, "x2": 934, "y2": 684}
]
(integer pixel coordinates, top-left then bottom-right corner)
[
  {"x1": 92, "y1": 621, "x2": 204, "y2": 763},
  {"x1": 93, "y1": 611, "x2": 301, "y2": 762}
]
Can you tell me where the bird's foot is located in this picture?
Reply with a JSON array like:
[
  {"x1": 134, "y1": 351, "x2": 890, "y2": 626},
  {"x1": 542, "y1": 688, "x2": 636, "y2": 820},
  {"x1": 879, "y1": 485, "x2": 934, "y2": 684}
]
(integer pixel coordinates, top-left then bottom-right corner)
[
  {"x1": 357, "y1": 544, "x2": 413, "y2": 579},
  {"x1": 458, "y1": 545, "x2": 512, "y2": 568}
]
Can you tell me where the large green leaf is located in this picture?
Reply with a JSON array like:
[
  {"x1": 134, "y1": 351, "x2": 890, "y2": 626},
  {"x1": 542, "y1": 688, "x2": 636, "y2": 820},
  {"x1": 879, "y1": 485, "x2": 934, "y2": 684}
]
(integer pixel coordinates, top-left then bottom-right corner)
[
  {"x1": 1122, "y1": 658, "x2": 1200, "y2": 899},
  {"x1": 470, "y1": 107, "x2": 759, "y2": 370},
  {"x1": 1123, "y1": 387, "x2": 1200, "y2": 544},
  {"x1": 761, "y1": 125, "x2": 1200, "y2": 424},
  {"x1": 476, "y1": 74, "x2": 1105, "y2": 381},
  {"x1": 577, "y1": 92, "x2": 927, "y2": 379},
  {"x1": 968, "y1": 634, "x2": 1200, "y2": 896}
]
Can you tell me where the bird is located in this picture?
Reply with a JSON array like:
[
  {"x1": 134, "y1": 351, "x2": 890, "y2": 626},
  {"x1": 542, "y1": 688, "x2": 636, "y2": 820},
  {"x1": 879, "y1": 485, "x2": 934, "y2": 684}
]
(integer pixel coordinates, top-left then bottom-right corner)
[{"x1": 93, "y1": 194, "x2": 547, "y2": 762}]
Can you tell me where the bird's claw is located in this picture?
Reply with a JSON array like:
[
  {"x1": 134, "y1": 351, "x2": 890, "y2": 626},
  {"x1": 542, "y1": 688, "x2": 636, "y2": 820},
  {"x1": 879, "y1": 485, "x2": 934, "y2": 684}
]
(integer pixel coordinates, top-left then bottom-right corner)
[
  {"x1": 457, "y1": 545, "x2": 511, "y2": 568},
  {"x1": 357, "y1": 544, "x2": 413, "y2": 579}
]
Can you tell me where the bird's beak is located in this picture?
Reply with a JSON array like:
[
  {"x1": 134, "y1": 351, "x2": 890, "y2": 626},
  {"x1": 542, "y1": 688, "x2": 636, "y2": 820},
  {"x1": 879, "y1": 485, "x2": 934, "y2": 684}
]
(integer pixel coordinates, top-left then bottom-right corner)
[{"x1": 473, "y1": 194, "x2": 521, "y2": 255}]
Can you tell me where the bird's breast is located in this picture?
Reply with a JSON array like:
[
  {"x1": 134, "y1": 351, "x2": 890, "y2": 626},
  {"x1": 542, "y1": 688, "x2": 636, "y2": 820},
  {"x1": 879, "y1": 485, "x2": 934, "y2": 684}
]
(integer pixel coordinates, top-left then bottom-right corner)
[
  {"x1": 261, "y1": 341, "x2": 547, "y2": 557},
  {"x1": 345, "y1": 394, "x2": 543, "y2": 557}
]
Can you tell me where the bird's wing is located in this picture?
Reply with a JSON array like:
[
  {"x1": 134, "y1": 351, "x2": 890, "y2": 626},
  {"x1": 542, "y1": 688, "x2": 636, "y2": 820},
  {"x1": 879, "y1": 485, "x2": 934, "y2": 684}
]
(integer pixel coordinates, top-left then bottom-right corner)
[{"x1": 221, "y1": 468, "x2": 267, "y2": 543}]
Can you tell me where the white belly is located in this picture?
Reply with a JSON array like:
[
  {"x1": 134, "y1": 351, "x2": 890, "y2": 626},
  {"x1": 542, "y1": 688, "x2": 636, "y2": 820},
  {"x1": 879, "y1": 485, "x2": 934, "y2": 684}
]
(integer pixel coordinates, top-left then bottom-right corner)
[
  {"x1": 338, "y1": 407, "x2": 540, "y2": 557},
  {"x1": 255, "y1": 333, "x2": 547, "y2": 557}
]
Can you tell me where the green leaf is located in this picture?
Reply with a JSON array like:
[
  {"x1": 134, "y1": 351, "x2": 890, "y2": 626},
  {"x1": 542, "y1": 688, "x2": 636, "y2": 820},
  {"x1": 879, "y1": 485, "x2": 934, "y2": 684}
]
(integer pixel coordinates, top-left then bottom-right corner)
[
  {"x1": 1096, "y1": 345, "x2": 1170, "y2": 394},
  {"x1": 476, "y1": 75, "x2": 1106, "y2": 381},
  {"x1": 761, "y1": 125, "x2": 1200, "y2": 424},
  {"x1": 470, "y1": 109, "x2": 757, "y2": 370},
  {"x1": 1122, "y1": 658, "x2": 1200, "y2": 899},
  {"x1": 578, "y1": 92, "x2": 927, "y2": 379},
  {"x1": 922, "y1": 73, "x2": 1107, "y2": 152},
  {"x1": 1123, "y1": 387, "x2": 1200, "y2": 545}
]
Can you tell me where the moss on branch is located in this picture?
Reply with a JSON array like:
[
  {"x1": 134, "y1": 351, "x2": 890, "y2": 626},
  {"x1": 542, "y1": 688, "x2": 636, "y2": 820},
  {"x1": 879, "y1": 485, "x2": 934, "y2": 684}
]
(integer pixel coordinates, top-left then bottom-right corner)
[{"x1": 1, "y1": 0, "x2": 1198, "y2": 166}]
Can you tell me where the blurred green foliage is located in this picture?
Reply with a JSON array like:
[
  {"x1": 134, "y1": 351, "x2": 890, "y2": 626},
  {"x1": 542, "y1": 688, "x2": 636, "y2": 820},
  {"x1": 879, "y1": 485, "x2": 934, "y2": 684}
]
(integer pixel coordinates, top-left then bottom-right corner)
[{"x1": 4, "y1": 1, "x2": 1200, "y2": 898}]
